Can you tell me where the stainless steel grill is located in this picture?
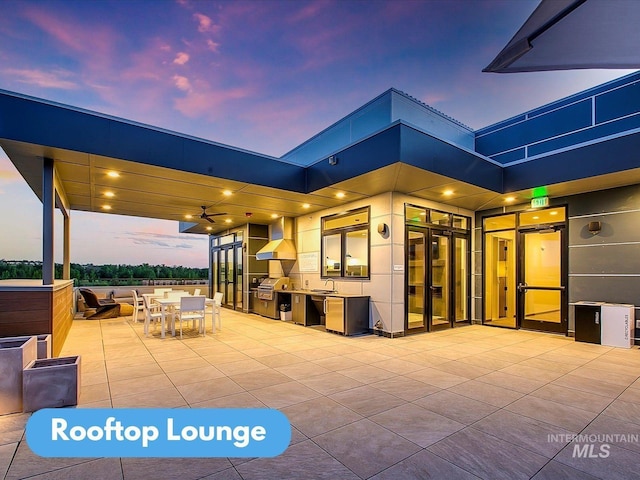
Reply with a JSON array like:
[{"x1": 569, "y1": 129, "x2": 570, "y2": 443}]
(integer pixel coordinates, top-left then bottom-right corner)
[{"x1": 257, "y1": 277, "x2": 290, "y2": 301}]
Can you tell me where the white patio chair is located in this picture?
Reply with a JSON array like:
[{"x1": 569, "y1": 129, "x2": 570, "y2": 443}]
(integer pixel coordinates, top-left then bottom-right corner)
[
  {"x1": 176, "y1": 295, "x2": 206, "y2": 339},
  {"x1": 131, "y1": 290, "x2": 144, "y2": 323},
  {"x1": 142, "y1": 294, "x2": 163, "y2": 337},
  {"x1": 207, "y1": 292, "x2": 224, "y2": 333}
]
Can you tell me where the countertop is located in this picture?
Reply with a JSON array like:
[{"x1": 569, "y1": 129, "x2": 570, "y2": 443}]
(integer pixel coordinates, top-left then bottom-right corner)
[{"x1": 284, "y1": 289, "x2": 369, "y2": 298}]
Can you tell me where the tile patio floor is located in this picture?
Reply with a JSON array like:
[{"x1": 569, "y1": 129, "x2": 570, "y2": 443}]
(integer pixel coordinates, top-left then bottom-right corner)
[{"x1": 2, "y1": 310, "x2": 640, "y2": 479}]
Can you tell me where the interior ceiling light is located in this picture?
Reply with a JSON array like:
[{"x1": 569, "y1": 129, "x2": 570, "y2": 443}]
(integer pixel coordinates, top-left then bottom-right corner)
[
  {"x1": 224, "y1": 219, "x2": 232, "y2": 223},
  {"x1": 104, "y1": 191, "x2": 115, "y2": 198},
  {"x1": 185, "y1": 214, "x2": 193, "y2": 220},
  {"x1": 107, "y1": 171, "x2": 120, "y2": 178},
  {"x1": 443, "y1": 189, "x2": 454, "y2": 196},
  {"x1": 336, "y1": 192, "x2": 345, "y2": 199},
  {"x1": 505, "y1": 196, "x2": 516, "y2": 202},
  {"x1": 550, "y1": 211, "x2": 558, "y2": 215},
  {"x1": 206, "y1": 226, "x2": 213, "y2": 231},
  {"x1": 271, "y1": 213, "x2": 279, "y2": 218},
  {"x1": 223, "y1": 190, "x2": 232, "y2": 196},
  {"x1": 302, "y1": 203, "x2": 310, "y2": 209},
  {"x1": 102, "y1": 205, "x2": 112, "y2": 210}
]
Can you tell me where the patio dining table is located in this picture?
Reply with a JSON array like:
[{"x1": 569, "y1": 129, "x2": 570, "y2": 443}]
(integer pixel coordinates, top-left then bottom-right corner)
[{"x1": 153, "y1": 296, "x2": 214, "y2": 338}]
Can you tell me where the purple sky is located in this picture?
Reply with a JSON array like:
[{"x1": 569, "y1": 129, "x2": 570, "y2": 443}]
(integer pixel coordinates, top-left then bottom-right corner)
[{"x1": 0, "y1": 0, "x2": 635, "y2": 268}]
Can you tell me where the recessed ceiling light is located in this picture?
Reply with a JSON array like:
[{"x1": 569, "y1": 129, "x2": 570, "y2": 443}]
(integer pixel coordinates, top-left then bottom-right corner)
[
  {"x1": 223, "y1": 190, "x2": 232, "y2": 196},
  {"x1": 185, "y1": 214, "x2": 193, "y2": 220},
  {"x1": 102, "y1": 205, "x2": 112, "y2": 210},
  {"x1": 206, "y1": 226, "x2": 213, "y2": 231},
  {"x1": 533, "y1": 216, "x2": 539, "y2": 220},
  {"x1": 225, "y1": 218, "x2": 232, "y2": 223},
  {"x1": 336, "y1": 192, "x2": 345, "y2": 199},
  {"x1": 107, "y1": 171, "x2": 120, "y2": 178},
  {"x1": 271, "y1": 213, "x2": 279, "y2": 219},
  {"x1": 550, "y1": 211, "x2": 558, "y2": 215},
  {"x1": 302, "y1": 203, "x2": 310, "y2": 209},
  {"x1": 443, "y1": 189, "x2": 454, "y2": 196},
  {"x1": 505, "y1": 196, "x2": 516, "y2": 202},
  {"x1": 104, "y1": 191, "x2": 115, "y2": 198}
]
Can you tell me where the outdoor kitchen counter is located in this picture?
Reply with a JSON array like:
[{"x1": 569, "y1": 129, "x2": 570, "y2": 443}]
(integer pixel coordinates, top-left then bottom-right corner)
[
  {"x1": 287, "y1": 289, "x2": 369, "y2": 298},
  {"x1": 288, "y1": 290, "x2": 370, "y2": 335}
]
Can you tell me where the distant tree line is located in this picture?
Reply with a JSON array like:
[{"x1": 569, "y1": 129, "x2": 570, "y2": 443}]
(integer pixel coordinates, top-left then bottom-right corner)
[{"x1": 0, "y1": 260, "x2": 208, "y2": 286}]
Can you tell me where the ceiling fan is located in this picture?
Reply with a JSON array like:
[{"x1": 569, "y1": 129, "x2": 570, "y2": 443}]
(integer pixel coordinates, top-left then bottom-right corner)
[{"x1": 192, "y1": 205, "x2": 227, "y2": 223}]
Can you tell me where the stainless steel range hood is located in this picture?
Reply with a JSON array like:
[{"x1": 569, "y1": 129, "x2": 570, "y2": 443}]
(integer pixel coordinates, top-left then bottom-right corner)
[{"x1": 256, "y1": 217, "x2": 297, "y2": 261}]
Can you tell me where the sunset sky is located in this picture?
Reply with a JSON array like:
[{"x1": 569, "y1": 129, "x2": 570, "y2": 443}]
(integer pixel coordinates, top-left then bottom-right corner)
[{"x1": 0, "y1": 0, "x2": 634, "y2": 268}]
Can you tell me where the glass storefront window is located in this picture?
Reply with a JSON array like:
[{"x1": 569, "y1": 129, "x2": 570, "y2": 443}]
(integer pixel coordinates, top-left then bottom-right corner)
[
  {"x1": 406, "y1": 205, "x2": 427, "y2": 223},
  {"x1": 519, "y1": 207, "x2": 566, "y2": 226},
  {"x1": 321, "y1": 207, "x2": 370, "y2": 279},
  {"x1": 431, "y1": 210, "x2": 451, "y2": 226}
]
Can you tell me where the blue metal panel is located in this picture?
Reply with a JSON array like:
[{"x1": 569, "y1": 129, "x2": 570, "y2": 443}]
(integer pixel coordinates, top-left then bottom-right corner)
[
  {"x1": 596, "y1": 81, "x2": 640, "y2": 124},
  {"x1": 0, "y1": 92, "x2": 112, "y2": 153},
  {"x1": 183, "y1": 141, "x2": 305, "y2": 192},
  {"x1": 476, "y1": 99, "x2": 592, "y2": 157},
  {"x1": 504, "y1": 131, "x2": 640, "y2": 191},
  {"x1": 305, "y1": 125, "x2": 400, "y2": 192},
  {"x1": 400, "y1": 124, "x2": 503, "y2": 192},
  {"x1": 528, "y1": 114, "x2": 640, "y2": 157},
  {"x1": 489, "y1": 148, "x2": 525, "y2": 164},
  {"x1": 475, "y1": 114, "x2": 527, "y2": 136}
]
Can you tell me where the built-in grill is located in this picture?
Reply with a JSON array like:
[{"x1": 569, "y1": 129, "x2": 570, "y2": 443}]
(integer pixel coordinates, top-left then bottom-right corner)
[{"x1": 257, "y1": 277, "x2": 290, "y2": 301}]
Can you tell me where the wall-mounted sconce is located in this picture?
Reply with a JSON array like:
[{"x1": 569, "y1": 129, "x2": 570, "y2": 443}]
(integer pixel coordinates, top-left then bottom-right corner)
[
  {"x1": 377, "y1": 223, "x2": 389, "y2": 236},
  {"x1": 588, "y1": 221, "x2": 602, "y2": 235},
  {"x1": 328, "y1": 155, "x2": 338, "y2": 166}
]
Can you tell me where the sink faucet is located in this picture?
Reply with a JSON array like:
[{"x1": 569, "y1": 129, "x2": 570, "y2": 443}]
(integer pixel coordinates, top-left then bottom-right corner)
[{"x1": 324, "y1": 279, "x2": 335, "y2": 291}]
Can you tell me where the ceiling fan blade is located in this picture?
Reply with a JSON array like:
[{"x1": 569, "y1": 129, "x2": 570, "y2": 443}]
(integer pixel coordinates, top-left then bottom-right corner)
[
  {"x1": 205, "y1": 216, "x2": 215, "y2": 223},
  {"x1": 205, "y1": 212, "x2": 227, "y2": 217}
]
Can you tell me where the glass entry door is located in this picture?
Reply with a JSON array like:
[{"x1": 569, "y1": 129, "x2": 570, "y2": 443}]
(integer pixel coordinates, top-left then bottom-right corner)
[
  {"x1": 518, "y1": 227, "x2": 567, "y2": 333},
  {"x1": 430, "y1": 231, "x2": 449, "y2": 330},
  {"x1": 406, "y1": 227, "x2": 470, "y2": 333},
  {"x1": 407, "y1": 229, "x2": 426, "y2": 332},
  {"x1": 213, "y1": 244, "x2": 243, "y2": 311}
]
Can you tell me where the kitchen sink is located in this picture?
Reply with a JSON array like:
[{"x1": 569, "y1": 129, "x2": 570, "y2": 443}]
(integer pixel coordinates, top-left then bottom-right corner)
[{"x1": 310, "y1": 289, "x2": 338, "y2": 294}]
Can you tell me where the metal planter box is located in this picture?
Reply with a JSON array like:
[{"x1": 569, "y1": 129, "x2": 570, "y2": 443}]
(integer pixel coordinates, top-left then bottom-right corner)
[
  {"x1": 0, "y1": 336, "x2": 37, "y2": 415},
  {"x1": 36, "y1": 334, "x2": 52, "y2": 359},
  {"x1": 22, "y1": 356, "x2": 81, "y2": 412}
]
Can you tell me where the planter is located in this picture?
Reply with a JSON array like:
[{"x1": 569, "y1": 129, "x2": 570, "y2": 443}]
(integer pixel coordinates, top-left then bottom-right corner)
[
  {"x1": 36, "y1": 334, "x2": 52, "y2": 359},
  {"x1": 0, "y1": 336, "x2": 37, "y2": 415},
  {"x1": 22, "y1": 356, "x2": 81, "y2": 412}
]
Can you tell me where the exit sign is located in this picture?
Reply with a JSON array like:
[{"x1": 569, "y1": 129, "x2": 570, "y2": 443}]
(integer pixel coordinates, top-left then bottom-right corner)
[{"x1": 531, "y1": 197, "x2": 549, "y2": 208}]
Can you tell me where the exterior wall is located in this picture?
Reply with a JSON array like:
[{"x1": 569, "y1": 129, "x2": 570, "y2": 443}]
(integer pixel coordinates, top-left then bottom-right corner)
[
  {"x1": 475, "y1": 183, "x2": 640, "y2": 336},
  {"x1": 476, "y1": 71, "x2": 640, "y2": 165},
  {"x1": 290, "y1": 192, "x2": 473, "y2": 335}
]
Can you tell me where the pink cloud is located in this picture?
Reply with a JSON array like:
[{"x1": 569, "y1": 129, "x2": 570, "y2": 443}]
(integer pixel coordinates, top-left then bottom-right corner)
[
  {"x1": 173, "y1": 52, "x2": 190, "y2": 65},
  {"x1": 173, "y1": 84, "x2": 252, "y2": 119},
  {"x1": 3, "y1": 68, "x2": 78, "y2": 89},
  {"x1": 206, "y1": 39, "x2": 220, "y2": 53},
  {"x1": 173, "y1": 75, "x2": 192, "y2": 92},
  {"x1": 193, "y1": 13, "x2": 218, "y2": 33}
]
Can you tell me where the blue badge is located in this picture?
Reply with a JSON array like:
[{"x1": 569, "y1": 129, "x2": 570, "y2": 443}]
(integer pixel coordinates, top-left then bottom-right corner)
[{"x1": 27, "y1": 408, "x2": 290, "y2": 457}]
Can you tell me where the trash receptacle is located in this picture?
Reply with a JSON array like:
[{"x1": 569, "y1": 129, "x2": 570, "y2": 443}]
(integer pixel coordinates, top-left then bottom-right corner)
[
  {"x1": 280, "y1": 303, "x2": 291, "y2": 321},
  {"x1": 574, "y1": 301, "x2": 604, "y2": 344}
]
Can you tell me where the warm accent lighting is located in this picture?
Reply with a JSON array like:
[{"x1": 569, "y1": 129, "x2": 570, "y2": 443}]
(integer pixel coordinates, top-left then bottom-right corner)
[
  {"x1": 103, "y1": 191, "x2": 115, "y2": 198},
  {"x1": 302, "y1": 203, "x2": 310, "y2": 209},
  {"x1": 336, "y1": 192, "x2": 345, "y2": 199},
  {"x1": 505, "y1": 196, "x2": 516, "y2": 203},
  {"x1": 223, "y1": 190, "x2": 232, "y2": 196},
  {"x1": 533, "y1": 216, "x2": 539, "y2": 220},
  {"x1": 206, "y1": 226, "x2": 213, "y2": 231},
  {"x1": 271, "y1": 213, "x2": 279, "y2": 219},
  {"x1": 225, "y1": 219, "x2": 232, "y2": 223},
  {"x1": 443, "y1": 189, "x2": 454, "y2": 196},
  {"x1": 102, "y1": 205, "x2": 112, "y2": 210},
  {"x1": 107, "y1": 171, "x2": 120, "y2": 178},
  {"x1": 185, "y1": 214, "x2": 193, "y2": 220},
  {"x1": 550, "y1": 211, "x2": 558, "y2": 216}
]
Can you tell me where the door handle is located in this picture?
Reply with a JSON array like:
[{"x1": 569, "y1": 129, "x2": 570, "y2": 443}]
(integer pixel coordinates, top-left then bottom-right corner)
[{"x1": 517, "y1": 282, "x2": 528, "y2": 293}]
